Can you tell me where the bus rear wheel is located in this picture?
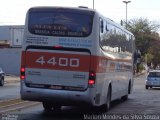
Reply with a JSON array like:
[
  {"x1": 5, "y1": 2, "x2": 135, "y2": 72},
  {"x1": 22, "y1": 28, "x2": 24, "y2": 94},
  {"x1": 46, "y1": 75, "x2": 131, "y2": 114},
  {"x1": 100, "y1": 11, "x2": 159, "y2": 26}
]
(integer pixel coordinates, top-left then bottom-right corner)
[
  {"x1": 101, "y1": 87, "x2": 111, "y2": 112},
  {"x1": 42, "y1": 102, "x2": 61, "y2": 111},
  {"x1": 121, "y1": 95, "x2": 128, "y2": 101}
]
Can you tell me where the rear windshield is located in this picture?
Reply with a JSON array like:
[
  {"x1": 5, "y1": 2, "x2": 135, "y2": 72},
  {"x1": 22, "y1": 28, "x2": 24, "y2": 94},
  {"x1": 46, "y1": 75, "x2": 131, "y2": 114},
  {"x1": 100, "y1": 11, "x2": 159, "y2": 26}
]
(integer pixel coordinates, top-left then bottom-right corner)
[
  {"x1": 28, "y1": 9, "x2": 94, "y2": 37},
  {"x1": 148, "y1": 72, "x2": 160, "y2": 77}
]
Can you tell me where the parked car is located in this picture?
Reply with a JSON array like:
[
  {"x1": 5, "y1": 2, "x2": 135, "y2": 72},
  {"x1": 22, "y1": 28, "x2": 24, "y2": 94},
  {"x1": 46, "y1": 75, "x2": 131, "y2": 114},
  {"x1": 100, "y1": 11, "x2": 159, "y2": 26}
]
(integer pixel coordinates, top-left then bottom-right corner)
[
  {"x1": 0, "y1": 67, "x2": 4, "y2": 86},
  {"x1": 145, "y1": 70, "x2": 160, "y2": 89}
]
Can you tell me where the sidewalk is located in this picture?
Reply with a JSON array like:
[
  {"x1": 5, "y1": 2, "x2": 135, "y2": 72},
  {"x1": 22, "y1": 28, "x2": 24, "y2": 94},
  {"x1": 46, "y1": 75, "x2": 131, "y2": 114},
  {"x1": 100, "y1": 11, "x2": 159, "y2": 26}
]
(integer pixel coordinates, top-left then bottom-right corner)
[
  {"x1": 5, "y1": 75, "x2": 20, "y2": 84},
  {"x1": 134, "y1": 70, "x2": 147, "y2": 77}
]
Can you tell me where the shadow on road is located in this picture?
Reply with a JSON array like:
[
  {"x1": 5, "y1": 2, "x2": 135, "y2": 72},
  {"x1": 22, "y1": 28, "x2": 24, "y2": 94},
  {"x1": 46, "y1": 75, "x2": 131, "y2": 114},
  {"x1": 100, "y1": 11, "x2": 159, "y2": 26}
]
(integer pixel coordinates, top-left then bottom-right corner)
[
  {"x1": 38, "y1": 99, "x2": 127, "y2": 120},
  {"x1": 16, "y1": 99, "x2": 128, "y2": 120}
]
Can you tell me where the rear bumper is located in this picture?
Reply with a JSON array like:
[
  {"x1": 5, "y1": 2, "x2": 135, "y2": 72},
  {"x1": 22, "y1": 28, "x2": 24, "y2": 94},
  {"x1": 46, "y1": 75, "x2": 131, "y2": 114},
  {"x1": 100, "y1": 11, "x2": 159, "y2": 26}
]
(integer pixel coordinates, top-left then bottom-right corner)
[
  {"x1": 20, "y1": 81, "x2": 96, "y2": 106},
  {"x1": 145, "y1": 81, "x2": 160, "y2": 87}
]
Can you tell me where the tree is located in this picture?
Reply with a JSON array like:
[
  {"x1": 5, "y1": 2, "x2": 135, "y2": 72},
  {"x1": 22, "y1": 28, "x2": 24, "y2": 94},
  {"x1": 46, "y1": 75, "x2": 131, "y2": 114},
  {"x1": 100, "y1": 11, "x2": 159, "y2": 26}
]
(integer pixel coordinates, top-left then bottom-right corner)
[
  {"x1": 144, "y1": 53, "x2": 154, "y2": 66},
  {"x1": 126, "y1": 18, "x2": 160, "y2": 67}
]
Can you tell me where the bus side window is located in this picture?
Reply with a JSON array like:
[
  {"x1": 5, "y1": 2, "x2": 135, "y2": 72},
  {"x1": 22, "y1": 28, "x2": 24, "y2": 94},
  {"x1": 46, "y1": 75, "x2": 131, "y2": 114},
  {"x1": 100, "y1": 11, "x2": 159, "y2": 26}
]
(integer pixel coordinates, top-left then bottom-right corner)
[
  {"x1": 100, "y1": 19, "x2": 104, "y2": 33},
  {"x1": 105, "y1": 24, "x2": 109, "y2": 31}
]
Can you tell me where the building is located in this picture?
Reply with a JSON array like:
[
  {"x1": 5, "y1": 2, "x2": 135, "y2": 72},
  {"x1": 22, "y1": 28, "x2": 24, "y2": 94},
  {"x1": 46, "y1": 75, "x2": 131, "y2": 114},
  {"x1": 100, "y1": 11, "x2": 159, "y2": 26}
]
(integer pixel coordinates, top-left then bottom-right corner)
[
  {"x1": 0, "y1": 25, "x2": 24, "y2": 75},
  {"x1": 0, "y1": 25, "x2": 24, "y2": 48}
]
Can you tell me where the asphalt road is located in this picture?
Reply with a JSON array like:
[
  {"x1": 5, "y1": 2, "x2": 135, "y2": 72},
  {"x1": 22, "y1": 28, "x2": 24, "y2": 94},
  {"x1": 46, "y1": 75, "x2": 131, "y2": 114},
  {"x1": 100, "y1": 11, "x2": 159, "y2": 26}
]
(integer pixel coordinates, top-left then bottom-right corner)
[
  {"x1": 0, "y1": 82, "x2": 20, "y2": 101},
  {"x1": 2, "y1": 73, "x2": 160, "y2": 120}
]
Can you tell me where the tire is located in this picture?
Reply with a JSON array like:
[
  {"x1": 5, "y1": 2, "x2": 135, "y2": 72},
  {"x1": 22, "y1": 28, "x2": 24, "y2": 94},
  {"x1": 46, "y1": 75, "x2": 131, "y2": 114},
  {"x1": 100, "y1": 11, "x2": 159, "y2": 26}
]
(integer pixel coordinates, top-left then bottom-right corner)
[
  {"x1": 122, "y1": 82, "x2": 130, "y2": 101},
  {"x1": 106, "y1": 88, "x2": 111, "y2": 111},
  {"x1": 145, "y1": 86, "x2": 148, "y2": 89},
  {"x1": 101, "y1": 86, "x2": 111, "y2": 112},
  {"x1": 0, "y1": 77, "x2": 4, "y2": 86},
  {"x1": 42, "y1": 102, "x2": 61, "y2": 111},
  {"x1": 43, "y1": 102, "x2": 52, "y2": 111},
  {"x1": 121, "y1": 95, "x2": 128, "y2": 101},
  {"x1": 128, "y1": 81, "x2": 131, "y2": 94}
]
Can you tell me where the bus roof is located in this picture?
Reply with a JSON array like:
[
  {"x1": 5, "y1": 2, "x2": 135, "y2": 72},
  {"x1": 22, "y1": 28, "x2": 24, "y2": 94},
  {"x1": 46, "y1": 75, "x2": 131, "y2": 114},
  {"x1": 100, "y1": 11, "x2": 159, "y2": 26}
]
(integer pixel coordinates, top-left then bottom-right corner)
[{"x1": 28, "y1": 6, "x2": 95, "y2": 14}]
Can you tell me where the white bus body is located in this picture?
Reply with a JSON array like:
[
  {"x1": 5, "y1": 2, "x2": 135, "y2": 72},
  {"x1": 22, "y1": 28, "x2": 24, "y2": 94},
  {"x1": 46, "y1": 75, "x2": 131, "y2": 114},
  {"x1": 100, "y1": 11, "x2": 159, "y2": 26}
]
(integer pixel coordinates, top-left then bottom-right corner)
[{"x1": 20, "y1": 6, "x2": 135, "y2": 111}]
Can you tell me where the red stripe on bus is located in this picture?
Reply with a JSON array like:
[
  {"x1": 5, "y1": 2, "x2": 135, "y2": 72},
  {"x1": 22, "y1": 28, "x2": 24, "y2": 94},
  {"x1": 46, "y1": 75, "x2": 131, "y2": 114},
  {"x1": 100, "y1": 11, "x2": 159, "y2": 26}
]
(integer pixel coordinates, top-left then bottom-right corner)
[
  {"x1": 24, "y1": 51, "x2": 91, "y2": 72},
  {"x1": 21, "y1": 51, "x2": 132, "y2": 73}
]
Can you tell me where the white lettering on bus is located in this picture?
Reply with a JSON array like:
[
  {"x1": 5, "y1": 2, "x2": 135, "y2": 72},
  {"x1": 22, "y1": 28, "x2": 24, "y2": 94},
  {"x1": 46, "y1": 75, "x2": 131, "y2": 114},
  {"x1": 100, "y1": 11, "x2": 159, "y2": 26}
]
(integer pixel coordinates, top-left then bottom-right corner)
[{"x1": 35, "y1": 56, "x2": 80, "y2": 67}]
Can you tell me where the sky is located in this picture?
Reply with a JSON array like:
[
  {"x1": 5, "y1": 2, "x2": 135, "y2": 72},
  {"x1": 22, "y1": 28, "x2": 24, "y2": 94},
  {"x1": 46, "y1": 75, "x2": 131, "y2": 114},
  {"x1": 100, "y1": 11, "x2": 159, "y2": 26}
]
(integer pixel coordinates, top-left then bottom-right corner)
[{"x1": 0, "y1": 0, "x2": 160, "y2": 25}]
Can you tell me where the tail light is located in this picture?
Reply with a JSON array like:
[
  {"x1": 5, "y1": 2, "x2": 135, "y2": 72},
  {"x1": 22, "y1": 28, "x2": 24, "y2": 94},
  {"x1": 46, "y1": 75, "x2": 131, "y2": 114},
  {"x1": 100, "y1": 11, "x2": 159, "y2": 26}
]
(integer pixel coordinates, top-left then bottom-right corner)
[
  {"x1": 88, "y1": 71, "x2": 96, "y2": 86},
  {"x1": 20, "y1": 67, "x2": 25, "y2": 80},
  {"x1": 53, "y1": 45, "x2": 63, "y2": 49}
]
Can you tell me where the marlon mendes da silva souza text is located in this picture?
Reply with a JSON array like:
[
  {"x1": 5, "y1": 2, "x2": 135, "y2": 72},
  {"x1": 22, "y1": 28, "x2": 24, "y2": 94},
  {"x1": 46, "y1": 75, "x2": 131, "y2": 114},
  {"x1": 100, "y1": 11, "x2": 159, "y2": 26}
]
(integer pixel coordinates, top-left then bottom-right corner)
[{"x1": 83, "y1": 114, "x2": 160, "y2": 120}]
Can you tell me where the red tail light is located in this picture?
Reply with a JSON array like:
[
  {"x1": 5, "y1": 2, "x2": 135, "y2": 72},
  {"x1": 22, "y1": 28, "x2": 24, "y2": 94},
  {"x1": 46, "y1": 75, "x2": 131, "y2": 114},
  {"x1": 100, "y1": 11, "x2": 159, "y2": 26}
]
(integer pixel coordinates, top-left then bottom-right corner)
[
  {"x1": 53, "y1": 45, "x2": 63, "y2": 48},
  {"x1": 20, "y1": 67, "x2": 25, "y2": 80},
  {"x1": 88, "y1": 71, "x2": 96, "y2": 86},
  {"x1": 88, "y1": 79, "x2": 95, "y2": 85}
]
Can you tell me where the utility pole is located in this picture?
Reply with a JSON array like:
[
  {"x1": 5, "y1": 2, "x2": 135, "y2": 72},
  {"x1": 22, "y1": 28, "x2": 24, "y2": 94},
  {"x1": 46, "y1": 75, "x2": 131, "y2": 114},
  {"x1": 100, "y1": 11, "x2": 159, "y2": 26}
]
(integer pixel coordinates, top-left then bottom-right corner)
[
  {"x1": 122, "y1": 1, "x2": 131, "y2": 29},
  {"x1": 93, "y1": 0, "x2": 94, "y2": 9}
]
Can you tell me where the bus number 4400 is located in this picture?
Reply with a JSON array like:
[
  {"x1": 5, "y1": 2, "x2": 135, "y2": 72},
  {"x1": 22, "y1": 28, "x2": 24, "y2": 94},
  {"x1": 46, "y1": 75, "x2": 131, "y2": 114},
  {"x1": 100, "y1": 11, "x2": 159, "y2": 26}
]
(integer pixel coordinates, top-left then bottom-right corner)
[{"x1": 35, "y1": 56, "x2": 79, "y2": 67}]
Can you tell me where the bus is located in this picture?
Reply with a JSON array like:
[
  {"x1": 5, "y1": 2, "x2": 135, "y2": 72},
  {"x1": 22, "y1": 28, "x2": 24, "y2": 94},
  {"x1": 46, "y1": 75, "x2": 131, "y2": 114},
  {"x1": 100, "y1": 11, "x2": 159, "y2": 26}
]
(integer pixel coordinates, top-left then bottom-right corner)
[{"x1": 20, "y1": 6, "x2": 135, "y2": 112}]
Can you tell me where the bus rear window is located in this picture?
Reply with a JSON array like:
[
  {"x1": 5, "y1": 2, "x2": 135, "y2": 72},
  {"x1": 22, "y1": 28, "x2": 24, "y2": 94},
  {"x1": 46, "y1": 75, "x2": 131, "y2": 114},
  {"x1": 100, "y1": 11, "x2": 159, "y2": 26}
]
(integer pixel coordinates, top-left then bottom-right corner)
[
  {"x1": 148, "y1": 72, "x2": 160, "y2": 77},
  {"x1": 28, "y1": 11, "x2": 93, "y2": 37}
]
